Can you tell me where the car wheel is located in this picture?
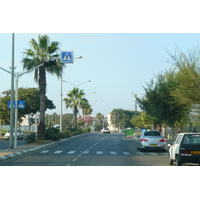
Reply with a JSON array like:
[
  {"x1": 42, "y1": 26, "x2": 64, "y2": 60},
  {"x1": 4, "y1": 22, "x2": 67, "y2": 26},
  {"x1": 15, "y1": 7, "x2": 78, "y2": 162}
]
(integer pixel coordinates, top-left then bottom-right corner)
[
  {"x1": 176, "y1": 155, "x2": 182, "y2": 166},
  {"x1": 169, "y1": 156, "x2": 173, "y2": 165},
  {"x1": 139, "y1": 147, "x2": 144, "y2": 152}
]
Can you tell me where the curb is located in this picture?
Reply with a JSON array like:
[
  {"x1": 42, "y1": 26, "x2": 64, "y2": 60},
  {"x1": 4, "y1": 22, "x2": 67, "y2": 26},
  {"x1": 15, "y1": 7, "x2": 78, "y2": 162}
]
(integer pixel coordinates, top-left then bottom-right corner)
[
  {"x1": 0, "y1": 133, "x2": 88, "y2": 162},
  {"x1": 0, "y1": 141, "x2": 59, "y2": 161}
]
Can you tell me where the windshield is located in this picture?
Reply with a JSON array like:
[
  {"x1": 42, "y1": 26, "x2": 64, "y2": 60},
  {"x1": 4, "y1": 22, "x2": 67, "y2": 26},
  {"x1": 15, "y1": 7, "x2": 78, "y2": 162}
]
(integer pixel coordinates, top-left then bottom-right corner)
[
  {"x1": 144, "y1": 131, "x2": 161, "y2": 136},
  {"x1": 182, "y1": 134, "x2": 200, "y2": 144}
]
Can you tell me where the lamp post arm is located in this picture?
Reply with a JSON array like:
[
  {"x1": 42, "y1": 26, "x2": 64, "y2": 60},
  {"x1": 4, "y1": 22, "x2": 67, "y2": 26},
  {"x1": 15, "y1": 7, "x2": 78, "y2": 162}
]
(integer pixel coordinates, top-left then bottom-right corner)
[
  {"x1": 18, "y1": 63, "x2": 45, "y2": 78},
  {"x1": 0, "y1": 67, "x2": 12, "y2": 75}
]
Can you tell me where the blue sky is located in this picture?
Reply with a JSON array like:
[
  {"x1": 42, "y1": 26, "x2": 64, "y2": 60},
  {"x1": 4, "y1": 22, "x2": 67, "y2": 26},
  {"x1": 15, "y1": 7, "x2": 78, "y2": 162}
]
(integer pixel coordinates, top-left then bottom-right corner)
[{"x1": 1, "y1": 33, "x2": 200, "y2": 116}]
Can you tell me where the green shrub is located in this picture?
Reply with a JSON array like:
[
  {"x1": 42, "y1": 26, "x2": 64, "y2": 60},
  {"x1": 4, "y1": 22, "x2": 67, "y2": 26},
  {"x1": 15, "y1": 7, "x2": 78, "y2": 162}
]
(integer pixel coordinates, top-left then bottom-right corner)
[
  {"x1": 25, "y1": 132, "x2": 36, "y2": 143},
  {"x1": 84, "y1": 127, "x2": 91, "y2": 133},
  {"x1": 45, "y1": 127, "x2": 60, "y2": 141}
]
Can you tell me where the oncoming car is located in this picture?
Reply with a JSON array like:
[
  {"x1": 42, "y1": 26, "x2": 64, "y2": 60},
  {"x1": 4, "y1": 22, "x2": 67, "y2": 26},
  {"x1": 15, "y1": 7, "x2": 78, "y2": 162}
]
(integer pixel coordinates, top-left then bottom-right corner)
[
  {"x1": 137, "y1": 131, "x2": 166, "y2": 152},
  {"x1": 101, "y1": 128, "x2": 110, "y2": 134},
  {"x1": 168, "y1": 133, "x2": 200, "y2": 166}
]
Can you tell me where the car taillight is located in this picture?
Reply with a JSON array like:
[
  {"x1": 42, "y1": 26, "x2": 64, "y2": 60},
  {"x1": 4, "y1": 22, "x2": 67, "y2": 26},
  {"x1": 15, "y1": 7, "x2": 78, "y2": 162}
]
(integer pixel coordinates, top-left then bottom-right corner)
[
  {"x1": 141, "y1": 138, "x2": 148, "y2": 142},
  {"x1": 159, "y1": 139, "x2": 166, "y2": 142},
  {"x1": 180, "y1": 150, "x2": 190, "y2": 154}
]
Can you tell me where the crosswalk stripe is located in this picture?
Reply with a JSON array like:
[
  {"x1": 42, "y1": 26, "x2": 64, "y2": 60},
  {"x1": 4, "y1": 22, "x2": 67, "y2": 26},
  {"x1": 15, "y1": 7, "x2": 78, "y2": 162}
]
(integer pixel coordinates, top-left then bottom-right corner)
[
  {"x1": 39, "y1": 149, "x2": 167, "y2": 156},
  {"x1": 40, "y1": 150, "x2": 49, "y2": 153},
  {"x1": 67, "y1": 151, "x2": 76, "y2": 154},
  {"x1": 54, "y1": 150, "x2": 63, "y2": 154},
  {"x1": 123, "y1": 152, "x2": 131, "y2": 155},
  {"x1": 82, "y1": 150, "x2": 90, "y2": 154}
]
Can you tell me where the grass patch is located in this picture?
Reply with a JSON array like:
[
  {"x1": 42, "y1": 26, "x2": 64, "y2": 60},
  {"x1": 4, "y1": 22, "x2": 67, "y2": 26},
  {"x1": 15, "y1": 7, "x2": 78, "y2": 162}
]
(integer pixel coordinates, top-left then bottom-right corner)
[{"x1": 28, "y1": 140, "x2": 52, "y2": 145}]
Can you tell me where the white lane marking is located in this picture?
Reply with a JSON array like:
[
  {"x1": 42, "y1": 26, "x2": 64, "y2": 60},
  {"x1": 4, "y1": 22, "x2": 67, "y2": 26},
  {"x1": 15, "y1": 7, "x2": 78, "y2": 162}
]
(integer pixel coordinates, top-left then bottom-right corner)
[
  {"x1": 54, "y1": 150, "x2": 63, "y2": 154},
  {"x1": 123, "y1": 152, "x2": 131, "y2": 155},
  {"x1": 96, "y1": 151, "x2": 103, "y2": 155},
  {"x1": 110, "y1": 151, "x2": 117, "y2": 155},
  {"x1": 67, "y1": 151, "x2": 76, "y2": 154},
  {"x1": 72, "y1": 158, "x2": 77, "y2": 162},
  {"x1": 40, "y1": 150, "x2": 49, "y2": 153}
]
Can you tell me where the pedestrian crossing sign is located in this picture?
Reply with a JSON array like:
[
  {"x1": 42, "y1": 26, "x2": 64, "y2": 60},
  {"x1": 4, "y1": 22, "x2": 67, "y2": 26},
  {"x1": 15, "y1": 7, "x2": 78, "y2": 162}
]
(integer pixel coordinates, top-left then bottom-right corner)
[
  {"x1": 60, "y1": 50, "x2": 74, "y2": 63},
  {"x1": 8, "y1": 100, "x2": 25, "y2": 109}
]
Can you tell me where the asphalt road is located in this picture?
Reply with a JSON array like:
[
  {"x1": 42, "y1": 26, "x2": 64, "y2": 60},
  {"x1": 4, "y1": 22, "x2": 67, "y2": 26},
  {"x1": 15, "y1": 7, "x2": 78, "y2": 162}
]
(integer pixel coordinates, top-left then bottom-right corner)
[
  {"x1": 0, "y1": 132, "x2": 169, "y2": 166},
  {"x1": 0, "y1": 138, "x2": 26, "y2": 150}
]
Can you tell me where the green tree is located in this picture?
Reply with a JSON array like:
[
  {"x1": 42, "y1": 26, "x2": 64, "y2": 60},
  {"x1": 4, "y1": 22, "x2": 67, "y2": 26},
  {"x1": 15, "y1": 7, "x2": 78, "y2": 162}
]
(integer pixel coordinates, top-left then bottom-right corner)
[
  {"x1": 136, "y1": 72, "x2": 190, "y2": 139},
  {"x1": 22, "y1": 35, "x2": 65, "y2": 139},
  {"x1": 130, "y1": 112, "x2": 153, "y2": 130},
  {"x1": 63, "y1": 88, "x2": 85, "y2": 133},
  {"x1": 80, "y1": 98, "x2": 93, "y2": 117},
  {"x1": 0, "y1": 87, "x2": 55, "y2": 124},
  {"x1": 110, "y1": 109, "x2": 135, "y2": 131}
]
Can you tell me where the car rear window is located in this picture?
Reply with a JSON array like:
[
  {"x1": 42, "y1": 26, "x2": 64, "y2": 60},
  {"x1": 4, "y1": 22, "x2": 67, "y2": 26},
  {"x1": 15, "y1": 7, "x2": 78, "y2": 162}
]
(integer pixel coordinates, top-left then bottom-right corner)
[
  {"x1": 182, "y1": 134, "x2": 200, "y2": 144},
  {"x1": 144, "y1": 131, "x2": 161, "y2": 136}
]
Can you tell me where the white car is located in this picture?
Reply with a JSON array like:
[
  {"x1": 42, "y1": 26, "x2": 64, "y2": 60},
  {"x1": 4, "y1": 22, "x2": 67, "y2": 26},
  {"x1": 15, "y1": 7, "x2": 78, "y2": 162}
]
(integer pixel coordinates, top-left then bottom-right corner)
[
  {"x1": 137, "y1": 131, "x2": 166, "y2": 152},
  {"x1": 5, "y1": 130, "x2": 23, "y2": 140},
  {"x1": 168, "y1": 132, "x2": 200, "y2": 166},
  {"x1": 101, "y1": 128, "x2": 110, "y2": 134}
]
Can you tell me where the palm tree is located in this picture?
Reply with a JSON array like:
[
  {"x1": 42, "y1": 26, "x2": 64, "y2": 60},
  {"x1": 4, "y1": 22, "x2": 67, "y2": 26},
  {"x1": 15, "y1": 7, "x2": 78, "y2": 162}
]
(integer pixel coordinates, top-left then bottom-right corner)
[
  {"x1": 22, "y1": 35, "x2": 65, "y2": 139},
  {"x1": 64, "y1": 87, "x2": 85, "y2": 133},
  {"x1": 80, "y1": 98, "x2": 93, "y2": 117}
]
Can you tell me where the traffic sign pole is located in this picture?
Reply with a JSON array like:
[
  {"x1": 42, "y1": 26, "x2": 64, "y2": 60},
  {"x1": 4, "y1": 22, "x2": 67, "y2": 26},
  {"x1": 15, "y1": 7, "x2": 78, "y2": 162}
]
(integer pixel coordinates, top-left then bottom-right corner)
[{"x1": 14, "y1": 72, "x2": 19, "y2": 148}]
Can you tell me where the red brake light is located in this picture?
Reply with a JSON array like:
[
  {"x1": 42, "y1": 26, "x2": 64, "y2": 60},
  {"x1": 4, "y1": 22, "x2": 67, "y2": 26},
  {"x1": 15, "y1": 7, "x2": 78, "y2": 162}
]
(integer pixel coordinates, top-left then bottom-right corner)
[
  {"x1": 141, "y1": 138, "x2": 148, "y2": 142},
  {"x1": 180, "y1": 150, "x2": 190, "y2": 154},
  {"x1": 159, "y1": 139, "x2": 166, "y2": 142}
]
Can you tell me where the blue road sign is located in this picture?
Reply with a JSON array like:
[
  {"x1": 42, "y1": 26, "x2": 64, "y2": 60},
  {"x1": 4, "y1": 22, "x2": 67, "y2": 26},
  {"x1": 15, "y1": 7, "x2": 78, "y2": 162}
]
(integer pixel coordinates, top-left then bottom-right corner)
[
  {"x1": 60, "y1": 50, "x2": 74, "y2": 63},
  {"x1": 8, "y1": 100, "x2": 25, "y2": 109}
]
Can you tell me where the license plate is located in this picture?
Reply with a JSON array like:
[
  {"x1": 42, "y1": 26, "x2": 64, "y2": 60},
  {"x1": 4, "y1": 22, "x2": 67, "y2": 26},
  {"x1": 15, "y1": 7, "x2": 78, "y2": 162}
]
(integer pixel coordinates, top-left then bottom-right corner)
[
  {"x1": 191, "y1": 151, "x2": 200, "y2": 154},
  {"x1": 150, "y1": 144, "x2": 158, "y2": 146}
]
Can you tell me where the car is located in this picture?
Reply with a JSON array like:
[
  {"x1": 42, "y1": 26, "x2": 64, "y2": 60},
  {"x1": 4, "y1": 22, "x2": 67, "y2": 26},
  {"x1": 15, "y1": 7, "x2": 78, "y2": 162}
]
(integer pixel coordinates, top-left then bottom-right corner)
[
  {"x1": 137, "y1": 130, "x2": 166, "y2": 152},
  {"x1": 101, "y1": 128, "x2": 110, "y2": 134},
  {"x1": 4, "y1": 129, "x2": 23, "y2": 140},
  {"x1": 168, "y1": 132, "x2": 200, "y2": 166}
]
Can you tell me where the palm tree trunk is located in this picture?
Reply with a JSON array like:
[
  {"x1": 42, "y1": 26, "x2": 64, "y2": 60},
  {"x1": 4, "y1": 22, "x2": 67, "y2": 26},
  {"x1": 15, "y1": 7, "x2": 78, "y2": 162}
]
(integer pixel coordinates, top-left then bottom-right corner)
[
  {"x1": 74, "y1": 106, "x2": 78, "y2": 134},
  {"x1": 38, "y1": 65, "x2": 46, "y2": 139}
]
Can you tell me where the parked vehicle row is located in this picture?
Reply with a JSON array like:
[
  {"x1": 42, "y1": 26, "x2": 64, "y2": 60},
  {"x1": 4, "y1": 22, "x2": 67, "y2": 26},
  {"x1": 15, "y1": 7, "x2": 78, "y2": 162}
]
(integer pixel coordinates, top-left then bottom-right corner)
[
  {"x1": 136, "y1": 130, "x2": 200, "y2": 166},
  {"x1": 168, "y1": 132, "x2": 200, "y2": 166},
  {"x1": 4, "y1": 130, "x2": 24, "y2": 140}
]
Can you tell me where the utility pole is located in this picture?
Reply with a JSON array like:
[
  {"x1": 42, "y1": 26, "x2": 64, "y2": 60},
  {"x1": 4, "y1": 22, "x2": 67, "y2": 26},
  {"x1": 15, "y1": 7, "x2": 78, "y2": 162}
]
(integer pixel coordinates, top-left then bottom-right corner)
[{"x1": 9, "y1": 33, "x2": 15, "y2": 148}]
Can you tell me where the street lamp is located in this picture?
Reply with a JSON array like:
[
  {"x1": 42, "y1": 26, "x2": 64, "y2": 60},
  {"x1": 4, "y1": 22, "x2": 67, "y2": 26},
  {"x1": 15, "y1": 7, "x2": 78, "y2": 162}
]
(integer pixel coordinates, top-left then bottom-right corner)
[
  {"x1": 61, "y1": 80, "x2": 91, "y2": 129},
  {"x1": 62, "y1": 80, "x2": 91, "y2": 88},
  {"x1": 60, "y1": 56, "x2": 83, "y2": 133}
]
